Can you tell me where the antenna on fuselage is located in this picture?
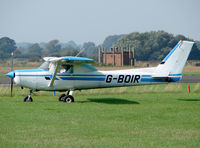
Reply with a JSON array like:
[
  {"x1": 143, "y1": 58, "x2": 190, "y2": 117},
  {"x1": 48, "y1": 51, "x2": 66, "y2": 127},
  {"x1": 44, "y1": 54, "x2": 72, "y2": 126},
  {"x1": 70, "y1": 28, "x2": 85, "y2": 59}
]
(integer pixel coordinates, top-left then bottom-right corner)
[{"x1": 75, "y1": 48, "x2": 85, "y2": 57}]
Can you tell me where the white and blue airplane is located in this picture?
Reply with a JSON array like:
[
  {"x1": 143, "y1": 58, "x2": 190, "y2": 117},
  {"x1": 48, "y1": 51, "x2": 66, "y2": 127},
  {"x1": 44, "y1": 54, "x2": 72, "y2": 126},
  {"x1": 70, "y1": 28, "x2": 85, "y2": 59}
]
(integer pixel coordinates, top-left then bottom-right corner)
[{"x1": 6, "y1": 40, "x2": 194, "y2": 102}]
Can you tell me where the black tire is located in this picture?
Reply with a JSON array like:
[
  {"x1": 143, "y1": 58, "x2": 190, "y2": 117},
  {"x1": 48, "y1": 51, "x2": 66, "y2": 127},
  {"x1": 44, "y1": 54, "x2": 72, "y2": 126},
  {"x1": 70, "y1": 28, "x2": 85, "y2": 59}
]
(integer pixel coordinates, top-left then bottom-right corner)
[
  {"x1": 58, "y1": 94, "x2": 66, "y2": 101},
  {"x1": 63, "y1": 95, "x2": 74, "y2": 103},
  {"x1": 24, "y1": 96, "x2": 33, "y2": 102}
]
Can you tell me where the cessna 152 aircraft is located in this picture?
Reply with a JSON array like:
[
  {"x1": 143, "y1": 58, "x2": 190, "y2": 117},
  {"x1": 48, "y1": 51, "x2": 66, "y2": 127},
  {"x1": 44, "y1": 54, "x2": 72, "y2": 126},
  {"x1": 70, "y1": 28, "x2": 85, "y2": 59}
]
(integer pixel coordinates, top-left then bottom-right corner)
[{"x1": 6, "y1": 40, "x2": 194, "y2": 102}]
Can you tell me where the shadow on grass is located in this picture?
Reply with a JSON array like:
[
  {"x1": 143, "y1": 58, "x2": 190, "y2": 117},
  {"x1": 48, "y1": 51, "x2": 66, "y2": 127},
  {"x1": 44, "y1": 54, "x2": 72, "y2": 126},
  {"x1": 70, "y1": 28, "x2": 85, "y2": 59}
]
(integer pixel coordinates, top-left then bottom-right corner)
[
  {"x1": 177, "y1": 99, "x2": 200, "y2": 102},
  {"x1": 78, "y1": 98, "x2": 139, "y2": 105}
]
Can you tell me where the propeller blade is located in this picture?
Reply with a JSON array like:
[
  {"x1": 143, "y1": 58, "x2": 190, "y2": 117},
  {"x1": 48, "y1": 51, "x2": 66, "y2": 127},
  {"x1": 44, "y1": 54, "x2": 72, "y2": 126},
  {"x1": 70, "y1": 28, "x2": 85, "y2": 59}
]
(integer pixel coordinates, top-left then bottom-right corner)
[
  {"x1": 11, "y1": 78, "x2": 13, "y2": 97},
  {"x1": 6, "y1": 71, "x2": 15, "y2": 97},
  {"x1": 11, "y1": 52, "x2": 14, "y2": 97}
]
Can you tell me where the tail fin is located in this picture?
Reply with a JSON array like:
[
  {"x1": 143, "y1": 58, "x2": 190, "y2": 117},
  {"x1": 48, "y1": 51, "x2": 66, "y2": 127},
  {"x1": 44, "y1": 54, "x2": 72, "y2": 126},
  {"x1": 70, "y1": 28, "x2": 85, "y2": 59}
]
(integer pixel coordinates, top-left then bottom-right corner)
[{"x1": 154, "y1": 40, "x2": 194, "y2": 77}]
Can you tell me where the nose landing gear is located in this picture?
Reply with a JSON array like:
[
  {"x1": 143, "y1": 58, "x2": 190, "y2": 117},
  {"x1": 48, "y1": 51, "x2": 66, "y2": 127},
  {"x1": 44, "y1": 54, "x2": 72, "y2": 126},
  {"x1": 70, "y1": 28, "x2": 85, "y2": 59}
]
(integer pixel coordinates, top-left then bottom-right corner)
[
  {"x1": 58, "y1": 89, "x2": 74, "y2": 103},
  {"x1": 24, "y1": 90, "x2": 33, "y2": 102}
]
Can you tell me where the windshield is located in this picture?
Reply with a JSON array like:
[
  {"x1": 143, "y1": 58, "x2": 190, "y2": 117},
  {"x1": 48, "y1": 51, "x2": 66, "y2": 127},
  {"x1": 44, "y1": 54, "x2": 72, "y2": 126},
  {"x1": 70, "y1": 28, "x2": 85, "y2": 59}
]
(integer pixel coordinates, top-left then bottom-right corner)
[{"x1": 39, "y1": 61, "x2": 50, "y2": 70}]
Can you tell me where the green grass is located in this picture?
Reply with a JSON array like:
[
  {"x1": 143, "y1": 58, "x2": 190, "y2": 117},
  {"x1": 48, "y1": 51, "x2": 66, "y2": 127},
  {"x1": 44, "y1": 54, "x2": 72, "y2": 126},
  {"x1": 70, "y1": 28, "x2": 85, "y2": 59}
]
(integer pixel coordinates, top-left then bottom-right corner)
[
  {"x1": 0, "y1": 84, "x2": 200, "y2": 148},
  {"x1": 1, "y1": 83, "x2": 200, "y2": 97},
  {"x1": 183, "y1": 72, "x2": 200, "y2": 76},
  {"x1": 0, "y1": 73, "x2": 6, "y2": 77}
]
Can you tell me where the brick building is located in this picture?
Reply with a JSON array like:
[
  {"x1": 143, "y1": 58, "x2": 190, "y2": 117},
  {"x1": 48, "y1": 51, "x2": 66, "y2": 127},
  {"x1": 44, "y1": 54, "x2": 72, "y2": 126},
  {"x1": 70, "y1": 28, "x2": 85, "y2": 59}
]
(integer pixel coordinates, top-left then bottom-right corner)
[{"x1": 98, "y1": 47, "x2": 135, "y2": 66}]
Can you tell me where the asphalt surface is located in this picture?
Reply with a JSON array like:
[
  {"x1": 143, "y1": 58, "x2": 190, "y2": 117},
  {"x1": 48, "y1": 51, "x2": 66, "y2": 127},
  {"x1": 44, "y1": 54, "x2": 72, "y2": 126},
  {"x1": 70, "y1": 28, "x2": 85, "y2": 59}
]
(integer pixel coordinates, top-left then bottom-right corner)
[
  {"x1": 1, "y1": 75, "x2": 200, "y2": 84},
  {"x1": 178, "y1": 75, "x2": 200, "y2": 83}
]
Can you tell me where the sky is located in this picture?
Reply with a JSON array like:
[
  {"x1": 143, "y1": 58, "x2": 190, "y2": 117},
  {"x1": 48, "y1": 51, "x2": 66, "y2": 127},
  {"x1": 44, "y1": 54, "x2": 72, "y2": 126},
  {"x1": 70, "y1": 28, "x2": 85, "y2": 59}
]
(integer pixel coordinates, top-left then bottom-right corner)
[{"x1": 0, "y1": 0, "x2": 200, "y2": 44}]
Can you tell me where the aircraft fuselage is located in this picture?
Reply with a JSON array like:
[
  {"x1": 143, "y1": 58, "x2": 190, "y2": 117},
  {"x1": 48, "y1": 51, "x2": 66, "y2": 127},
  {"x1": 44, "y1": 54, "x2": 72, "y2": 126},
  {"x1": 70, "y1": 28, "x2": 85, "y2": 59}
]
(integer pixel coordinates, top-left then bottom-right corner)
[{"x1": 12, "y1": 68, "x2": 181, "y2": 91}]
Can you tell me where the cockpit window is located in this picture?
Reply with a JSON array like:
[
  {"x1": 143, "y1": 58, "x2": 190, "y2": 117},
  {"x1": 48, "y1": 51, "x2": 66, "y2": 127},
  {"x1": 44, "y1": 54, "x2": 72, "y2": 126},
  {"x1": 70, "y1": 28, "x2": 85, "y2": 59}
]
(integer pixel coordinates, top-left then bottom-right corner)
[
  {"x1": 60, "y1": 64, "x2": 73, "y2": 73},
  {"x1": 39, "y1": 61, "x2": 50, "y2": 71}
]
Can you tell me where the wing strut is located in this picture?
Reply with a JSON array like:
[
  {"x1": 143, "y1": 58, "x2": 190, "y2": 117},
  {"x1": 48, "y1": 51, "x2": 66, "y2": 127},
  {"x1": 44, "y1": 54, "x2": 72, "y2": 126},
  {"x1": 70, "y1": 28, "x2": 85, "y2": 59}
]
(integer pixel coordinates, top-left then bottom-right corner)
[{"x1": 48, "y1": 61, "x2": 61, "y2": 87}]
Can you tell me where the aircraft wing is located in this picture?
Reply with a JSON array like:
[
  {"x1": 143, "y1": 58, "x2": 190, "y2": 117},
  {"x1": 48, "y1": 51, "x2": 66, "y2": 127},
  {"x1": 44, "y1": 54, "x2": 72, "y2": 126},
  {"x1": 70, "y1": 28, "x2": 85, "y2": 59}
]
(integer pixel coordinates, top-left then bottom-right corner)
[
  {"x1": 44, "y1": 56, "x2": 94, "y2": 63},
  {"x1": 46, "y1": 56, "x2": 95, "y2": 87}
]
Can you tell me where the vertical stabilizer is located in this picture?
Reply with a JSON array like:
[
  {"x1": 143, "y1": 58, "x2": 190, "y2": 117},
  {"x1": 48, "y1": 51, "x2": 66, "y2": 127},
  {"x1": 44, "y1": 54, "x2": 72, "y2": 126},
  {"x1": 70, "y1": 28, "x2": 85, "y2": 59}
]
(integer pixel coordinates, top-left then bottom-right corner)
[{"x1": 154, "y1": 40, "x2": 194, "y2": 77}]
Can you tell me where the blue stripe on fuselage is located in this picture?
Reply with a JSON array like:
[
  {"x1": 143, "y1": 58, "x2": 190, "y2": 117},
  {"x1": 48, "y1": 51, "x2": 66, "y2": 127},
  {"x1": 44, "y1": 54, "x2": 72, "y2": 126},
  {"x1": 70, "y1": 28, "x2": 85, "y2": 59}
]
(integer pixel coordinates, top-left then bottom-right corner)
[
  {"x1": 141, "y1": 75, "x2": 152, "y2": 77},
  {"x1": 169, "y1": 73, "x2": 182, "y2": 76},
  {"x1": 141, "y1": 77, "x2": 181, "y2": 83},
  {"x1": 141, "y1": 78, "x2": 167, "y2": 83},
  {"x1": 59, "y1": 77, "x2": 105, "y2": 81},
  {"x1": 15, "y1": 73, "x2": 106, "y2": 81},
  {"x1": 56, "y1": 74, "x2": 106, "y2": 77}
]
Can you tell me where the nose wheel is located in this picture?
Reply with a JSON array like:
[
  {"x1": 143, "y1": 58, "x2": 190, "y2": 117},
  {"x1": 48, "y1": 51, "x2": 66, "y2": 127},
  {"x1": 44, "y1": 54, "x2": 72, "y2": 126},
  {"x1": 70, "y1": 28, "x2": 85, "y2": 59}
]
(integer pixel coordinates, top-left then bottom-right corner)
[
  {"x1": 58, "y1": 89, "x2": 74, "y2": 103},
  {"x1": 24, "y1": 90, "x2": 33, "y2": 102}
]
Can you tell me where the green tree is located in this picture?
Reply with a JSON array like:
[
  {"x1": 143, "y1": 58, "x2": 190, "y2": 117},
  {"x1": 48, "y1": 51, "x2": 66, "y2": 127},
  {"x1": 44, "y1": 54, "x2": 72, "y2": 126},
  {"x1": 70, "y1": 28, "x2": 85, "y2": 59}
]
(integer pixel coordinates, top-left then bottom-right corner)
[
  {"x1": 0, "y1": 37, "x2": 16, "y2": 59},
  {"x1": 82, "y1": 42, "x2": 98, "y2": 61},
  {"x1": 102, "y1": 35, "x2": 124, "y2": 50},
  {"x1": 43, "y1": 40, "x2": 61, "y2": 55},
  {"x1": 13, "y1": 49, "x2": 22, "y2": 58},
  {"x1": 60, "y1": 46, "x2": 79, "y2": 57},
  {"x1": 114, "y1": 31, "x2": 200, "y2": 61},
  {"x1": 27, "y1": 43, "x2": 42, "y2": 53},
  {"x1": 189, "y1": 41, "x2": 200, "y2": 60},
  {"x1": 28, "y1": 43, "x2": 43, "y2": 61}
]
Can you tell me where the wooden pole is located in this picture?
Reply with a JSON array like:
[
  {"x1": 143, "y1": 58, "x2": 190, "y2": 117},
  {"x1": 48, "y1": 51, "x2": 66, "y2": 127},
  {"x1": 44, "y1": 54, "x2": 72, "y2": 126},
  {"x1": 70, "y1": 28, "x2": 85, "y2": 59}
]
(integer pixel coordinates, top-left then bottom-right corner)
[
  {"x1": 113, "y1": 48, "x2": 115, "y2": 66},
  {"x1": 98, "y1": 47, "x2": 101, "y2": 65},
  {"x1": 103, "y1": 48, "x2": 106, "y2": 65},
  {"x1": 121, "y1": 47, "x2": 124, "y2": 66},
  {"x1": 132, "y1": 47, "x2": 134, "y2": 66},
  {"x1": 128, "y1": 46, "x2": 131, "y2": 65},
  {"x1": 131, "y1": 47, "x2": 134, "y2": 66}
]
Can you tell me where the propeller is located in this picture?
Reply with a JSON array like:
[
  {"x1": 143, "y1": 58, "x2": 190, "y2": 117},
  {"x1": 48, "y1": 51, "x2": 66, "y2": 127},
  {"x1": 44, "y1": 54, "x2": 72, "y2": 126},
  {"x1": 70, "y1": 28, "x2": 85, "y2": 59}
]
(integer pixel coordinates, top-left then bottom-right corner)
[
  {"x1": 10, "y1": 75, "x2": 13, "y2": 97},
  {"x1": 10, "y1": 52, "x2": 14, "y2": 97}
]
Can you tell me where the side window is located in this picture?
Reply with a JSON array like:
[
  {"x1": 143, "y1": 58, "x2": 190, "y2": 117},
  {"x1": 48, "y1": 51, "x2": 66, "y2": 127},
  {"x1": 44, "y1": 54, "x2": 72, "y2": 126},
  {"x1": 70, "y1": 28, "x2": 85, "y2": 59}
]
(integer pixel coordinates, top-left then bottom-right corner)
[{"x1": 60, "y1": 64, "x2": 73, "y2": 73}]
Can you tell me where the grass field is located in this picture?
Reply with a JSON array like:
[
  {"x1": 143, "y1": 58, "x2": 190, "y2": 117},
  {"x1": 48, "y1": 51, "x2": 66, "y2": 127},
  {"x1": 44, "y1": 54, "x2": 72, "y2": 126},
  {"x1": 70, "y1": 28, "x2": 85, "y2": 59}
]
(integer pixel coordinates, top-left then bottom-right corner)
[
  {"x1": 183, "y1": 72, "x2": 200, "y2": 76},
  {"x1": 0, "y1": 73, "x2": 6, "y2": 77},
  {"x1": 0, "y1": 84, "x2": 200, "y2": 148}
]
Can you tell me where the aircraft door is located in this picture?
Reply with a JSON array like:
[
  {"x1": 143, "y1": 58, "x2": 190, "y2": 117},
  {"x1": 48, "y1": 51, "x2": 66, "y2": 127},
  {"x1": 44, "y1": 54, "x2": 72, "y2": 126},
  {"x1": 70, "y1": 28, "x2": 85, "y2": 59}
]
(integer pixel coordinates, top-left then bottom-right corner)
[{"x1": 59, "y1": 64, "x2": 74, "y2": 89}]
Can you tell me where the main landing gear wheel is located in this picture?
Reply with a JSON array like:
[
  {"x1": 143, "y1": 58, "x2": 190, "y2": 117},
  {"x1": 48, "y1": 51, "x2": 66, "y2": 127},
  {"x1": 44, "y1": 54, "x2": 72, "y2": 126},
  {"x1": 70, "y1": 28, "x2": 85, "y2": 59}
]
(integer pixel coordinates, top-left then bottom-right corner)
[
  {"x1": 24, "y1": 96, "x2": 33, "y2": 102},
  {"x1": 59, "y1": 89, "x2": 74, "y2": 103},
  {"x1": 58, "y1": 94, "x2": 66, "y2": 101},
  {"x1": 63, "y1": 95, "x2": 74, "y2": 103}
]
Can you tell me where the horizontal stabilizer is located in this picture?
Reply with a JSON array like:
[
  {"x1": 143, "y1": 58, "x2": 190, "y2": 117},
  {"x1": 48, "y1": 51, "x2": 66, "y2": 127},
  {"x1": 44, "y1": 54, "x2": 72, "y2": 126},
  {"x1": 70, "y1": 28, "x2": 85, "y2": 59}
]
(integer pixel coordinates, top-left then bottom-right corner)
[
  {"x1": 152, "y1": 75, "x2": 168, "y2": 78},
  {"x1": 152, "y1": 74, "x2": 182, "y2": 78}
]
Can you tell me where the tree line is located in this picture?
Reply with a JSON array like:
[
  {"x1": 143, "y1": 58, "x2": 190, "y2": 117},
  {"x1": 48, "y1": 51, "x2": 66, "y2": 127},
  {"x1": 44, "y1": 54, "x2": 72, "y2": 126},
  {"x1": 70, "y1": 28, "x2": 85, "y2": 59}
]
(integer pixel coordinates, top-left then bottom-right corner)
[
  {"x1": 113, "y1": 31, "x2": 200, "y2": 60},
  {"x1": 0, "y1": 31, "x2": 200, "y2": 62},
  {"x1": 0, "y1": 37, "x2": 98, "y2": 62}
]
